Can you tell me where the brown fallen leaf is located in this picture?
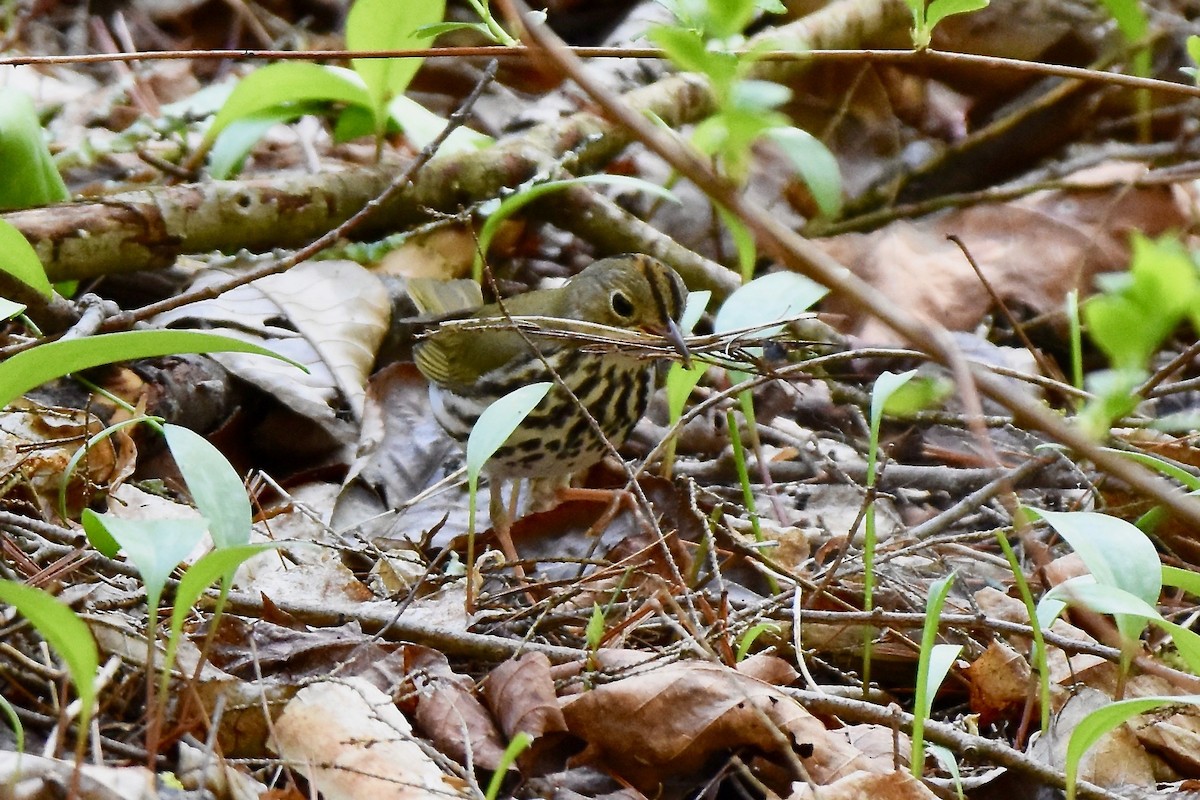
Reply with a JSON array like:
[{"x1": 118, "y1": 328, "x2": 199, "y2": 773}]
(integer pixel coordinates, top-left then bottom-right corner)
[{"x1": 560, "y1": 660, "x2": 875, "y2": 792}]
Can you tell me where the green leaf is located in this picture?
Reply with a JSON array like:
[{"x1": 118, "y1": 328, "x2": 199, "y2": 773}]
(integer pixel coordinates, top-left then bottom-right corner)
[
  {"x1": 1163, "y1": 565, "x2": 1200, "y2": 599},
  {"x1": 388, "y1": 94, "x2": 493, "y2": 152},
  {"x1": 0, "y1": 88, "x2": 69, "y2": 211},
  {"x1": 466, "y1": 382, "x2": 553, "y2": 480},
  {"x1": 735, "y1": 622, "x2": 781, "y2": 661},
  {"x1": 347, "y1": 0, "x2": 447, "y2": 120},
  {"x1": 911, "y1": 572, "x2": 958, "y2": 775},
  {"x1": 867, "y1": 370, "x2": 917, "y2": 484},
  {"x1": 1065, "y1": 696, "x2": 1200, "y2": 800},
  {"x1": 716, "y1": 205, "x2": 757, "y2": 282},
  {"x1": 1084, "y1": 234, "x2": 1197, "y2": 372},
  {"x1": 765, "y1": 126, "x2": 843, "y2": 219},
  {"x1": 0, "y1": 581, "x2": 99, "y2": 739},
  {"x1": 204, "y1": 64, "x2": 371, "y2": 147},
  {"x1": 162, "y1": 542, "x2": 283, "y2": 698},
  {"x1": 881, "y1": 375, "x2": 952, "y2": 417},
  {"x1": 705, "y1": 0, "x2": 758, "y2": 38},
  {"x1": 648, "y1": 25, "x2": 715, "y2": 75},
  {"x1": 586, "y1": 603, "x2": 606, "y2": 651},
  {"x1": 667, "y1": 360, "x2": 707, "y2": 424},
  {"x1": 713, "y1": 271, "x2": 828, "y2": 336},
  {"x1": 0, "y1": 693, "x2": 23, "y2": 754},
  {"x1": 0, "y1": 219, "x2": 52, "y2": 299},
  {"x1": 0, "y1": 298, "x2": 25, "y2": 321},
  {"x1": 164, "y1": 424, "x2": 252, "y2": 549},
  {"x1": 0, "y1": 330, "x2": 300, "y2": 409},
  {"x1": 1028, "y1": 509, "x2": 1161, "y2": 606},
  {"x1": 81, "y1": 510, "x2": 208, "y2": 610},
  {"x1": 474, "y1": 176, "x2": 678, "y2": 281},
  {"x1": 925, "y1": 0, "x2": 989, "y2": 30},
  {"x1": 208, "y1": 103, "x2": 327, "y2": 179}
]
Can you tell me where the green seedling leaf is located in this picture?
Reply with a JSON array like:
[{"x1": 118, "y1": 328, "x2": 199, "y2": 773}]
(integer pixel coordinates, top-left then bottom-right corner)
[
  {"x1": 706, "y1": 0, "x2": 758, "y2": 38},
  {"x1": 389, "y1": 94, "x2": 492, "y2": 152},
  {"x1": 680, "y1": 290, "x2": 711, "y2": 336},
  {"x1": 1043, "y1": 578, "x2": 1200, "y2": 674},
  {"x1": 0, "y1": 581, "x2": 99, "y2": 740},
  {"x1": 1028, "y1": 509, "x2": 1161, "y2": 605},
  {"x1": 713, "y1": 271, "x2": 828, "y2": 336},
  {"x1": 868, "y1": 370, "x2": 917, "y2": 483},
  {"x1": 347, "y1": 0, "x2": 447, "y2": 122},
  {"x1": 1098, "y1": 447, "x2": 1200, "y2": 492},
  {"x1": 204, "y1": 63, "x2": 371, "y2": 148},
  {"x1": 162, "y1": 542, "x2": 284, "y2": 699},
  {"x1": 465, "y1": 382, "x2": 552, "y2": 553},
  {"x1": 1065, "y1": 695, "x2": 1200, "y2": 800},
  {"x1": 667, "y1": 360, "x2": 707, "y2": 423},
  {"x1": 59, "y1": 416, "x2": 159, "y2": 523},
  {"x1": 928, "y1": 744, "x2": 965, "y2": 800},
  {"x1": 736, "y1": 622, "x2": 781, "y2": 661},
  {"x1": 715, "y1": 205, "x2": 757, "y2": 282},
  {"x1": 467, "y1": 382, "x2": 553, "y2": 480},
  {"x1": 0, "y1": 330, "x2": 300, "y2": 409},
  {"x1": 880, "y1": 374, "x2": 952, "y2": 418},
  {"x1": 82, "y1": 511, "x2": 208, "y2": 611},
  {"x1": 0, "y1": 298, "x2": 25, "y2": 321},
  {"x1": 0, "y1": 88, "x2": 69, "y2": 211},
  {"x1": 163, "y1": 424, "x2": 252, "y2": 549},
  {"x1": 765, "y1": 126, "x2": 843, "y2": 219},
  {"x1": 474, "y1": 176, "x2": 679, "y2": 281},
  {"x1": 485, "y1": 731, "x2": 533, "y2": 800},
  {"x1": 208, "y1": 103, "x2": 328, "y2": 179},
  {"x1": 0, "y1": 693, "x2": 23, "y2": 754},
  {"x1": 1163, "y1": 565, "x2": 1200, "y2": 599},
  {"x1": 925, "y1": 0, "x2": 989, "y2": 30},
  {"x1": 911, "y1": 572, "x2": 958, "y2": 775},
  {"x1": 586, "y1": 603, "x2": 606, "y2": 652},
  {"x1": 649, "y1": 25, "x2": 719, "y2": 76},
  {"x1": 1084, "y1": 234, "x2": 1197, "y2": 372},
  {"x1": 0, "y1": 219, "x2": 52, "y2": 298}
]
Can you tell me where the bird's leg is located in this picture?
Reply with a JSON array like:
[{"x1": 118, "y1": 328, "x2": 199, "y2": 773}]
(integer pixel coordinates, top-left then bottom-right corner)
[
  {"x1": 489, "y1": 478, "x2": 528, "y2": 583},
  {"x1": 555, "y1": 485, "x2": 641, "y2": 540}
]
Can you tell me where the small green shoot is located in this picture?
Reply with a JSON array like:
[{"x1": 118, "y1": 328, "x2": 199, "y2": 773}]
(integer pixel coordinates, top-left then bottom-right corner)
[
  {"x1": 0, "y1": 219, "x2": 52, "y2": 298},
  {"x1": 0, "y1": 88, "x2": 69, "y2": 211},
  {"x1": 0, "y1": 329, "x2": 301, "y2": 408},
  {"x1": 585, "y1": 603, "x2": 606, "y2": 653},
  {"x1": 1064, "y1": 695, "x2": 1200, "y2": 800},
  {"x1": 162, "y1": 543, "x2": 286, "y2": 703},
  {"x1": 1080, "y1": 234, "x2": 1200, "y2": 435},
  {"x1": 473, "y1": 176, "x2": 679, "y2": 282},
  {"x1": 911, "y1": 572, "x2": 959, "y2": 777},
  {"x1": 0, "y1": 581, "x2": 99, "y2": 760},
  {"x1": 662, "y1": 289, "x2": 711, "y2": 477},
  {"x1": 861, "y1": 369, "x2": 916, "y2": 693},
  {"x1": 904, "y1": 0, "x2": 990, "y2": 50},
  {"x1": 464, "y1": 381, "x2": 552, "y2": 605},
  {"x1": 1065, "y1": 289, "x2": 1083, "y2": 391},
  {"x1": 0, "y1": 693, "x2": 23, "y2": 754},
  {"x1": 735, "y1": 621, "x2": 781, "y2": 662},
  {"x1": 484, "y1": 731, "x2": 533, "y2": 800},
  {"x1": 163, "y1": 424, "x2": 253, "y2": 549},
  {"x1": 928, "y1": 743, "x2": 965, "y2": 800}
]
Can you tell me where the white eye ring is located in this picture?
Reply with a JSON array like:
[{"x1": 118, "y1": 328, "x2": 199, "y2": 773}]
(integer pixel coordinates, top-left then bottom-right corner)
[{"x1": 610, "y1": 291, "x2": 634, "y2": 318}]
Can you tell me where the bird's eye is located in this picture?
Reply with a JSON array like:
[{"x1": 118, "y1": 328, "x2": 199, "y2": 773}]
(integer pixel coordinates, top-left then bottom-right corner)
[{"x1": 610, "y1": 291, "x2": 635, "y2": 318}]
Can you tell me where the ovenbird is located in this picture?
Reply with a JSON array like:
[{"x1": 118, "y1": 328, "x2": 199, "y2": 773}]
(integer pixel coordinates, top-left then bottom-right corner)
[{"x1": 410, "y1": 254, "x2": 690, "y2": 482}]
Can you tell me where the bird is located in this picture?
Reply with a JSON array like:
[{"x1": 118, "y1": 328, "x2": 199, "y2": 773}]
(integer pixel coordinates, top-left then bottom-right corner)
[{"x1": 410, "y1": 254, "x2": 690, "y2": 487}]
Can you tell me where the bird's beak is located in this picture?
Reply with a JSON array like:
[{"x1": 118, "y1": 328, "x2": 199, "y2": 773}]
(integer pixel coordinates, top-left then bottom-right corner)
[{"x1": 664, "y1": 318, "x2": 692, "y2": 369}]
